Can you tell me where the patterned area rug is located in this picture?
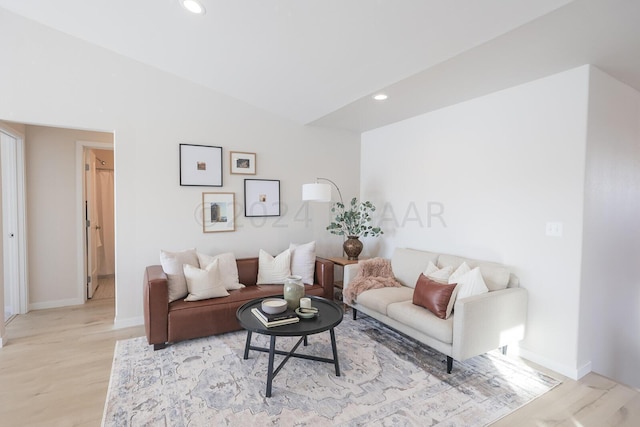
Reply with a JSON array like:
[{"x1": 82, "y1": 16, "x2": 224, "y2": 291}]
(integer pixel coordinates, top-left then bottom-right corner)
[{"x1": 103, "y1": 314, "x2": 559, "y2": 426}]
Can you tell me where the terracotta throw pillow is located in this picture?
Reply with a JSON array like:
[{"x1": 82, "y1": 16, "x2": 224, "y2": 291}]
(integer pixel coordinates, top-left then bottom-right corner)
[{"x1": 412, "y1": 274, "x2": 458, "y2": 319}]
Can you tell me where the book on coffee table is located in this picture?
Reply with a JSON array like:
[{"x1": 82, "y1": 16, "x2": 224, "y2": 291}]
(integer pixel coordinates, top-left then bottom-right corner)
[
  {"x1": 254, "y1": 306, "x2": 298, "y2": 322},
  {"x1": 251, "y1": 308, "x2": 300, "y2": 327}
]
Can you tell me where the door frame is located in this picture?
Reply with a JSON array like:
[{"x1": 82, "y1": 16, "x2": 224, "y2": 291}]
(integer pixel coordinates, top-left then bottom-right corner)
[
  {"x1": 75, "y1": 141, "x2": 113, "y2": 303},
  {"x1": 0, "y1": 125, "x2": 28, "y2": 317}
]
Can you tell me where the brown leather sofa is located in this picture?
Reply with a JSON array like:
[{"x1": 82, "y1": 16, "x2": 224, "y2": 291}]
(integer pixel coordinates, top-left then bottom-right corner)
[{"x1": 144, "y1": 257, "x2": 335, "y2": 350}]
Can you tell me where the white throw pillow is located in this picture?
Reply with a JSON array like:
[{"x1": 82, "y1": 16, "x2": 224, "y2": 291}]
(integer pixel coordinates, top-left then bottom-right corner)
[
  {"x1": 423, "y1": 261, "x2": 454, "y2": 284},
  {"x1": 454, "y1": 267, "x2": 489, "y2": 300},
  {"x1": 183, "y1": 260, "x2": 230, "y2": 301},
  {"x1": 160, "y1": 248, "x2": 199, "y2": 302},
  {"x1": 289, "y1": 241, "x2": 316, "y2": 285},
  {"x1": 197, "y1": 252, "x2": 245, "y2": 290},
  {"x1": 448, "y1": 262, "x2": 471, "y2": 284},
  {"x1": 257, "y1": 249, "x2": 292, "y2": 284}
]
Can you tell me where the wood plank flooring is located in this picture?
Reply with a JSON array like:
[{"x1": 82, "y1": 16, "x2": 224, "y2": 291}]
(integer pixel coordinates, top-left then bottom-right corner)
[
  {"x1": 0, "y1": 299, "x2": 638, "y2": 426},
  {"x1": 0, "y1": 298, "x2": 143, "y2": 426}
]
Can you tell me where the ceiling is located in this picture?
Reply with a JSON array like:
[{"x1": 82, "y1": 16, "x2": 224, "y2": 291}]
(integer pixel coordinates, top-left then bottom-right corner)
[{"x1": 1, "y1": 0, "x2": 639, "y2": 132}]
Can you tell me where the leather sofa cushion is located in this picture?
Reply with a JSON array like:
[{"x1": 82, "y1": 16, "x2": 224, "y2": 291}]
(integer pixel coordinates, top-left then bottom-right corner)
[{"x1": 412, "y1": 274, "x2": 458, "y2": 319}]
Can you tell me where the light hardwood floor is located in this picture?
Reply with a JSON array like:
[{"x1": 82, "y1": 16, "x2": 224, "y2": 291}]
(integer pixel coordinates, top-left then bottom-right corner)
[
  {"x1": 0, "y1": 300, "x2": 639, "y2": 426},
  {"x1": 0, "y1": 298, "x2": 144, "y2": 426}
]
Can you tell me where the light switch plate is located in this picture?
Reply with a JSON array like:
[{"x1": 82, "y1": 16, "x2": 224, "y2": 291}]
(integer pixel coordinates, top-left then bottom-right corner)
[{"x1": 546, "y1": 222, "x2": 563, "y2": 237}]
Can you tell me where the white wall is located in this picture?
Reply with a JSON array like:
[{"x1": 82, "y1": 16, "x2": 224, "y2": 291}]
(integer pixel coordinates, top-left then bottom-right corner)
[
  {"x1": 24, "y1": 125, "x2": 112, "y2": 309},
  {"x1": 361, "y1": 66, "x2": 591, "y2": 379},
  {"x1": 579, "y1": 68, "x2": 640, "y2": 388},
  {"x1": 0, "y1": 10, "x2": 359, "y2": 326}
]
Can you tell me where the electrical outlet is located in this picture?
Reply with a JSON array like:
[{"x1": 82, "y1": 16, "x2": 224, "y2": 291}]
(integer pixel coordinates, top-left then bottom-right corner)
[{"x1": 545, "y1": 222, "x2": 563, "y2": 237}]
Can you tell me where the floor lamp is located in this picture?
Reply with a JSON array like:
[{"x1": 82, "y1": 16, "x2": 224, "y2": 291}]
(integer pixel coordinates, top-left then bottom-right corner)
[{"x1": 301, "y1": 178, "x2": 343, "y2": 204}]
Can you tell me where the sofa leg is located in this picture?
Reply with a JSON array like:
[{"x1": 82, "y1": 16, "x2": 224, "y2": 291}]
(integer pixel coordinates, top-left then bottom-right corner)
[
  {"x1": 446, "y1": 356, "x2": 453, "y2": 374},
  {"x1": 500, "y1": 345, "x2": 508, "y2": 356},
  {"x1": 352, "y1": 308, "x2": 357, "y2": 320},
  {"x1": 153, "y1": 343, "x2": 167, "y2": 351}
]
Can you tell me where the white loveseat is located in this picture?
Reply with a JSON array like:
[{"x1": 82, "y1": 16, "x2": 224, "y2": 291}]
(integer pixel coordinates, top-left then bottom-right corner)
[{"x1": 343, "y1": 248, "x2": 527, "y2": 373}]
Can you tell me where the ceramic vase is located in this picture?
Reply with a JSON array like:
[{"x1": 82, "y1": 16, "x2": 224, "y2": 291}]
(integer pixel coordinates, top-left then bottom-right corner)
[
  {"x1": 283, "y1": 275, "x2": 304, "y2": 310},
  {"x1": 343, "y1": 236, "x2": 363, "y2": 260}
]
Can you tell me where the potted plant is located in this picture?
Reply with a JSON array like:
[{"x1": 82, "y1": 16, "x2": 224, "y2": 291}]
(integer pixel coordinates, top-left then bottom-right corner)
[{"x1": 326, "y1": 197, "x2": 383, "y2": 260}]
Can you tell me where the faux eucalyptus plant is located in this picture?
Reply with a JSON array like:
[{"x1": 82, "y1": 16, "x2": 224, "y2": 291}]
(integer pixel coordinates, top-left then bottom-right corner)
[{"x1": 326, "y1": 197, "x2": 383, "y2": 238}]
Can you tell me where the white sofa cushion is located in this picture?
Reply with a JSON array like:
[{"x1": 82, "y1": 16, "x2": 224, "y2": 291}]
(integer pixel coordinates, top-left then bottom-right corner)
[
  {"x1": 424, "y1": 261, "x2": 454, "y2": 283},
  {"x1": 356, "y1": 287, "x2": 415, "y2": 316},
  {"x1": 438, "y1": 254, "x2": 510, "y2": 291},
  {"x1": 160, "y1": 248, "x2": 199, "y2": 302},
  {"x1": 257, "y1": 249, "x2": 292, "y2": 284},
  {"x1": 391, "y1": 248, "x2": 439, "y2": 288},
  {"x1": 289, "y1": 241, "x2": 316, "y2": 285},
  {"x1": 183, "y1": 260, "x2": 230, "y2": 301},
  {"x1": 197, "y1": 252, "x2": 245, "y2": 290},
  {"x1": 454, "y1": 267, "x2": 489, "y2": 300},
  {"x1": 387, "y1": 301, "x2": 454, "y2": 344}
]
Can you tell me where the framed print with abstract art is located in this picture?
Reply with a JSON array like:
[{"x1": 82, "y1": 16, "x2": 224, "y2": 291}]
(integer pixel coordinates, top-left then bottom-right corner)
[
  {"x1": 230, "y1": 151, "x2": 256, "y2": 175},
  {"x1": 244, "y1": 179, "x2": 280, "y2": 217},
  {"x1": 202, "y1": 192, "x2": 235, "y2": 233},
  {"x1": 180, "y1": 144, "x2": 222, "y2": 186}
]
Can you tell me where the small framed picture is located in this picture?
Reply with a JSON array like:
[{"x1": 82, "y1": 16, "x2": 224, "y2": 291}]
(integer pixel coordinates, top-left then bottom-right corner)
[
  {"x1": 244, "y1": 179, "x2": 280, "y2": 217},
  {"x1": 180, "y1": 144, "x2": 223, "y2": 186},
  {"x1": 202, "y1": 192, "x2": 235, "y2": 232},
  {"x1": 230, "y1": 151, "x2": 256, "y2": 175}
]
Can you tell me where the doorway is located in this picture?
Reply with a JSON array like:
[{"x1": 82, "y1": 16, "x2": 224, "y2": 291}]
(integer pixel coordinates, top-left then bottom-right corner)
[
  {"x1": 1, "y1": 126, "x2": 28, "y2": 323},
  {"x1": 80, "y1": 143, "x2": 115, "y2": 301}
]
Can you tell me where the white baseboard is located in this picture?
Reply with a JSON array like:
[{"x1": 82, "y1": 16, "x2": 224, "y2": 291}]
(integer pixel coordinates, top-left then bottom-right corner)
[
  {"x1": 114, "y1": 315, "x2": 144, "y2": 330},
  {"x1": 0, "y1": 335, "x2": 4, "y2": 348},
  {"x1": 576, "y1": 360, "x2": 592, "y2": 379},
  {"x1": 29, "y1": 298, "x2": 84, "y2": 311},
  {"x1": 517, "y1": 346, "x2": 591, "y2": 380}
]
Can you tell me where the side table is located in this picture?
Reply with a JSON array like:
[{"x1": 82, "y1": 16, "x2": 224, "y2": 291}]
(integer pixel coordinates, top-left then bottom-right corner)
[{"x1": 327, "y1": 257, "x2": 363, "y2": 302}]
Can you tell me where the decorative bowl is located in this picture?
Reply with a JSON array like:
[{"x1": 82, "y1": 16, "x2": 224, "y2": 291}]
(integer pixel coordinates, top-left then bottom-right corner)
[
  {"x1": 295, "y1": 307, "x2": 317, "y2": 319},
  {"x1": 261, "y1": 298, "x2": 287, "y2": 314}
]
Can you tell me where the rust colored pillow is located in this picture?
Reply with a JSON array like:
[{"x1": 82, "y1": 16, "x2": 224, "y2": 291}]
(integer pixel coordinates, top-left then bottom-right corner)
[{"x1": 412, "y1": 274, "x2": 458, "y2": 319}]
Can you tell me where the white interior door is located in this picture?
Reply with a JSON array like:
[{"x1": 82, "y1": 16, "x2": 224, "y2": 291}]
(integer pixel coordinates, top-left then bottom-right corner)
[
  {"x1": 84, "y1": 150, "x2": 99, "y2": 299},
  {"x1": 1, "y1": 128, "x2": 27, "y2": 319}
]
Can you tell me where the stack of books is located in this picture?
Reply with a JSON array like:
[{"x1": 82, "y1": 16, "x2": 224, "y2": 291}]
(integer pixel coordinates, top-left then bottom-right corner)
[{"x1": 251, "y1": 307, "x2": 299, "y2": 327}]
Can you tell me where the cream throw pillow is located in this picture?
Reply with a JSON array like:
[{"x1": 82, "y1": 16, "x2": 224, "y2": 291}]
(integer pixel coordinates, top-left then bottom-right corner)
[
  {"x1": 423, "y1": 261, "x2": 454, "y2": 283},
  {"x1": 183, "y1": 260, "x2": 230, "y2": 301},
  {"x1": 452, "y1": 267, "x2": 489, "y2": 300},
  {"x1": 289, "y1": 241, "x2": 316, "y2": 285},
  {"x1": 257, "y1": 249, "x2": 291, "y2": 284},
  {"x1": 160, "y1": 248, "x2": 199, "y2": 302},
  {"x1": 197, "y1": 252, "x2": 245, "y2": 290},
  {"x1": 448, "y1": 262, "x2": 471, "y2": 284}
]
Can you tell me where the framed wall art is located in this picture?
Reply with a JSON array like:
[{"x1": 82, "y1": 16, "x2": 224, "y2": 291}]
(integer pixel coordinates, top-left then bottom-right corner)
[
  {"x1": 244, "y1": 179, "x2": 280, "y2": 217},
  {"x1": 230, "y1": 151, "x2": 256, "y2": 175},
  {"x1": 202, "y1": 192, "x2": 235, "y2": 232},
  {"x1": 180, "y1": 144, "x2": 222, "y2": 186}
]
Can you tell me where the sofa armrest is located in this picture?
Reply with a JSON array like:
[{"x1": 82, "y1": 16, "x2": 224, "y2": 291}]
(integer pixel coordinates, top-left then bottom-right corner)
[
  {"x1": 452, "y1": 287, "x2": 527, "y2": 360},
  {"x1": 314, "y1": 257, "x2": 335, "y2": 300},
  {"x1": 342, "y1": 263, "x2": 360, "y2": 293},
  {"x1": 143, "y1": 265, "x2": 169, "y2": 346}
]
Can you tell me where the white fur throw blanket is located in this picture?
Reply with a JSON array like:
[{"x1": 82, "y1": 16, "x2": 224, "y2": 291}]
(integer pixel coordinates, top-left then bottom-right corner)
[{"x1": 343, "y1": 258, "x2": 401, "y2": 304}]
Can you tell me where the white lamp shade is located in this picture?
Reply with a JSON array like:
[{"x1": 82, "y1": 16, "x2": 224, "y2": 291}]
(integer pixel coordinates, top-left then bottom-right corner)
[{"x1": 302, "y1": 183, "x2": 331, "y2": 202}]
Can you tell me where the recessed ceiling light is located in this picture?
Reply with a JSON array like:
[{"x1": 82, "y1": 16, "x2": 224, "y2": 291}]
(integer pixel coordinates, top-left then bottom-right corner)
[
  {"x1": 181, "y1": 0, "x2": 206, "y2": 15},
  {"x1": 373, "y1": 93, "x2": 388, "y2": 101}
]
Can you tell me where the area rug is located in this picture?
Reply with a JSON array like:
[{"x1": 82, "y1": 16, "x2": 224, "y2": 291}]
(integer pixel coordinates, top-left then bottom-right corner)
[{"x1": 102, "y1": 314, "x2": 560, "y2": 426}]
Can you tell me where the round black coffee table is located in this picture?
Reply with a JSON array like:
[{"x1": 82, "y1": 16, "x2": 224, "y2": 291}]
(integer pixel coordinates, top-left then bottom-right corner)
[{"x1": 236, "y1": 295, "x2": 343, "y2": 397}]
